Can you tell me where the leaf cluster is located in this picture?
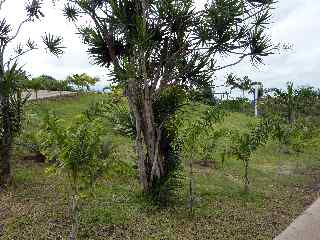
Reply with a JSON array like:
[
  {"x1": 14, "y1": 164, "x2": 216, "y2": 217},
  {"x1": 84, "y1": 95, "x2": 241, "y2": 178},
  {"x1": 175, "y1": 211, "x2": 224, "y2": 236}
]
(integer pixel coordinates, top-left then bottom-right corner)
[
  {"x1": 0, "y1": 63, "x2": 29, "y2": 139},
  {"x1": 63, "y1": 0, "x2": 276, "y2": 90},
  {"x1": 231, "y1": 118, "x2": 271, "y2": 161},
  {"x1": 67, "y1": 73, "x2": 99, "y2": 91},
  {"x1": 43, "y1": 112, "x2": 112, "y2": 190}
]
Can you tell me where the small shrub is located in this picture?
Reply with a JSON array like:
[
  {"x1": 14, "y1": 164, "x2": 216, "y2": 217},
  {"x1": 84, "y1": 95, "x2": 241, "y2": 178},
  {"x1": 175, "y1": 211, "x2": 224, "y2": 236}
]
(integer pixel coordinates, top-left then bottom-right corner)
[
  {"x1": 43, "y1": 112, "x2": 112, "y2": 240},
  {"x1": 230, "y1": 119, "x2": 271, "y2": 193}
]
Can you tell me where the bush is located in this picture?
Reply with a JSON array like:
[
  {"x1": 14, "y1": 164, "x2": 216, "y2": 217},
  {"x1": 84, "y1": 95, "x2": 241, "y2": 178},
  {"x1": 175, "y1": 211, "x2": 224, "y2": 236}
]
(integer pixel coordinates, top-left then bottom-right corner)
[
  {"x1": 43, "y1": 112, "x2": 112, "y2": 240},
  {"x1": 220, "y1": 98, "x2": 253, "y2": 114}
]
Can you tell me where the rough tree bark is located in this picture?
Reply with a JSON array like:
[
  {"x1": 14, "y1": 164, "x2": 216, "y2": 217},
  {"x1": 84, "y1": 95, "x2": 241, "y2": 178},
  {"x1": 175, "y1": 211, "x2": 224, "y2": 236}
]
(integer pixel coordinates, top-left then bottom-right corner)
[
  {"x1": 124, "y1": 3, "x2": 169, "y2": 193},
  {"x1": 127, "y1": 75, "x2": 167, "y2": 193}
]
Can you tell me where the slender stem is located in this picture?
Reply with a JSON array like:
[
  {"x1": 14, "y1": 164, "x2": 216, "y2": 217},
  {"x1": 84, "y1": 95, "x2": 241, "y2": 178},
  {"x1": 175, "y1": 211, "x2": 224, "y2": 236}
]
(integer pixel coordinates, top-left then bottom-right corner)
[
  {"x1": 212, "y1": 54, "x2": 250, "y2": 71},
  {"x1": 7, "y1": 18, "x2": 30, "y2": 44},
  {"x1": 244, "y1": 159, "x2": 250, "y2": 193},
  {"x1": 4, "y1": 47, "x2": 38, "y2": 67},
  {"x1": 69, "y1": 176, "x2": 79, "y2": 240},
  {"x1": 188, "y1": 154, "x2": 194, "y2": 215}
]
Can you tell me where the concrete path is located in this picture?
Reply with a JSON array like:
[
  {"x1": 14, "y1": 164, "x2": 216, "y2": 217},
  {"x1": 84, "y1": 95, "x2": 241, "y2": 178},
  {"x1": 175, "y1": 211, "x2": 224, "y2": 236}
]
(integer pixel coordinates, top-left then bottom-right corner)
[
  {"x1": 22, "y1": 90, "x2": 76, "y2": 100},
  {"x1": 275, "y1": 198, "x2": 320, "y2": 240}
]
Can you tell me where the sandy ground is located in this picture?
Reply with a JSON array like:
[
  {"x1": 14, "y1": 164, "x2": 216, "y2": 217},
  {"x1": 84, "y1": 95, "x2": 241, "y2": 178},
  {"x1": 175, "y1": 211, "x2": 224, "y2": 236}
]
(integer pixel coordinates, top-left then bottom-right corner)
[{"x1": 22, "y1": 90, "x2": 76, "y2": 100}]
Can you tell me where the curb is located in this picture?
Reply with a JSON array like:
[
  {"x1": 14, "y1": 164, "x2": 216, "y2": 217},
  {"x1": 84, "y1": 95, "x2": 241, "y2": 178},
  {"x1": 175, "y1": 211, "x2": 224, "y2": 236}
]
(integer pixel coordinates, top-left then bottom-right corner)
[{"x1": 274, "y1": 198, "x2": 320, "y2": 240}]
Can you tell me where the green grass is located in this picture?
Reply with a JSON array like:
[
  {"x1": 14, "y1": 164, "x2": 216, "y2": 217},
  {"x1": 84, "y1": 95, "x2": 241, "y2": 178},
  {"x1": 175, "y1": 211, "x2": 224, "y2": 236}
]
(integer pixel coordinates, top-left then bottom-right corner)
[
  {"x1": 25, "y1": 93, "x2": 105, "y2": 123},
  {"x1": 1, "y1": 94, "x2": 320, "y2": 239}
]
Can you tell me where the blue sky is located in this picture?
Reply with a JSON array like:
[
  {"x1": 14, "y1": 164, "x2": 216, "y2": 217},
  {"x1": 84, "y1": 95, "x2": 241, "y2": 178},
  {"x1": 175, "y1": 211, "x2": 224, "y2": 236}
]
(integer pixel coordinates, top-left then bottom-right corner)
[{"x1": 3, "y1": 0, "x2": 320, "y2": 95}]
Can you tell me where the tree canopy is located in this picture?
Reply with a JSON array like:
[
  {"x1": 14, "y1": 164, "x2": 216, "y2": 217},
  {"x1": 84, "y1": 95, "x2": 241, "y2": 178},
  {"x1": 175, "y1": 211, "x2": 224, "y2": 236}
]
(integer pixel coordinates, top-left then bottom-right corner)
[
  {"x1": 67, "y1": 73, "x2": 99, "y2": 91},
  {"x1": 62, "y1": 0, "x2": 278, "y2": 195}
]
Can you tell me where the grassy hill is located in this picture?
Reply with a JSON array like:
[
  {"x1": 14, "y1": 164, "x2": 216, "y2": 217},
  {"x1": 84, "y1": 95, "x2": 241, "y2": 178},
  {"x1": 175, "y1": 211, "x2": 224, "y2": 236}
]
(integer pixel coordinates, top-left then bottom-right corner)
[{"x1": 1, "y1": 94, "x2": 320, "y2": 239}]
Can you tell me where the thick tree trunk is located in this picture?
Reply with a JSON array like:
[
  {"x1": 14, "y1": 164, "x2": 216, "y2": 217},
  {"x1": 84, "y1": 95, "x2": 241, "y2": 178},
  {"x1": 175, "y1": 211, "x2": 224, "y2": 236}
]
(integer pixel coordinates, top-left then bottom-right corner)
[
  {"x1": 0, "y1": 135, "x2": 13, "y2": 186},
  {"x1": 127, "y1": 77, "x2": 166, "y2": 193},
  {"x1": 0, "y1": 52, "x2": 13, "y2": 186},
  {"x1": 127, "y1": 78, "x2": 150, "y2": 192},
  {"x1": 125, "y1": 18, "x2": 168, "y2": 192},
  {"x1": 0, "y1": 99, "x2": 13, "y2": 186}
]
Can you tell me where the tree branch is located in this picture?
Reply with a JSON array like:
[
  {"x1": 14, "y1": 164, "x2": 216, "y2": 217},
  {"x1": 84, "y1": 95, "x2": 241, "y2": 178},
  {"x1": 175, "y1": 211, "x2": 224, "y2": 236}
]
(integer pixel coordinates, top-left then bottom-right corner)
[
  {"x1": 212, "y1": 54, "x2": 250, "y2": 71},
  {"x1": 7, "y1": 18, "x2": 30, "y2": 44},
  {"x1": 4, "y1": 47, "x2": 38, "y2": 67},
  {"x1": 0, "y1": 0, "x2": 7, "y2": 10}
]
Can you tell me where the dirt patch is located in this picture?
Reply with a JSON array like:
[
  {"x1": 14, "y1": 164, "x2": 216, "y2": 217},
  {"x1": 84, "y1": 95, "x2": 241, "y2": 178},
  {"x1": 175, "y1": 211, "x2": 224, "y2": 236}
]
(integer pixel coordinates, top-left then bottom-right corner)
[
  {"x1": 194, "y1": 160, "x2": 216, "y2": 168},
  {"x1": 302, "y1": 168, "x2": 320, "y2": 197},
  {"x1": 22, "y1": 153, "x2": 46, "y2": 163}
]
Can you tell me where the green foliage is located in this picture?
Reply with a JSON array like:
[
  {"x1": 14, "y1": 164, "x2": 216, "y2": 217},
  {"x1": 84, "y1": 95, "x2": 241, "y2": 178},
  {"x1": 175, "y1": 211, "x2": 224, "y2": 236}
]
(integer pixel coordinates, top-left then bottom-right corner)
[
  {"x1": 16, "y1": 113, "x2": 46, "y2": 155},
  {"x1": 267, "y1": 115, "x2": 291, "y2": 146},
  {"x1": 266, "y1": 115, "x2": 316, "y2": 155},
  {"x1": 42, "y1": 33, "x2": 65, "y2": 56},
  {"x1": 23, "y1": 75, "x2": 73, "y2": 94},
  {"x1": 199, "y1": 128, "x2": 228, "y2": 165},
  {"x1": 260, "y1": 83, "x2": 320, "y2": 156},
  {"x1": 67, "y1": 73, "x2": 99, "y2": 92},
  {"x1": 103, "y1": 100, "x2": 135, "y2": 137},
  {"x1": 24, "y1": 78, "x2": 42, "y2": 98},
  {"x1": 84, "y1": 92, "x2": 136, "y2": 138},
  {"x1": 230, "y1": 118, "x2": 271, "y2": 192},
  {"x1": 153, "y1": 86, "x2": 186, "y2": 126},
  {"x1": 5, "y1": 95, "x2": 320, "y2": 239},
  {"x1": 231, "y1": 120, "x2": 270, "y2": 161},
  {"x1": 43, "y1": 112, "x2": 112, "y2": 240},
  {"x1": 187, "y1": 83, "x2": 216, "y2": 105},
  {"x1": 179, "y1": 104, "x2": 225, "y2": 211},
  {"x1": 0, "y1": 0, "x2": 63, "y2": 186},
  {"x1": 44, "y1": 113, "x2": 110, "y2": 187},
  {"x1": 179, "y1": 104, "x2": 226, "y2": 158},
  {"x1": 148, "y1": 87, "x2": 188, "y2": 206},
  {"x1": 63, "y1": 0, "x2": 277, "y2": 197},
  {"x1": 220, "y1": 98, "x2": 253, "y2": 114},
  {"x1": 226, "y1": 74, "x2": 253, "y2": 96},
  {"x1": 0, "y1": 63, "x2": 29, "y2": 140},
  {"x1": 260, "y1": 82, "x2": 320, "y2": 125}
]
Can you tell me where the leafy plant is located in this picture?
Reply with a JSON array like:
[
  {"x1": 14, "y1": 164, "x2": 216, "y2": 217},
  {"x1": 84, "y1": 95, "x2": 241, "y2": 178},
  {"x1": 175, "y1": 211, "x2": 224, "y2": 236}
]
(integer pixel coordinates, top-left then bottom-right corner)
[
  {"x1": 25, "y1": 77, "x2": 43, "y2": 100},
  {"x1": 226, "y1": 74, "x2": 254, "y2": 98},
  {"x1": 198, "y1": 128, "x2": 228, "y2": 168},
  {"x1": 63, "y1": 0, "x2": 278, "y2": 196},
  {"x1": 180, "y1": 105, "x2": 225, "y2": 212},
  {"x1": 67, "y1": 73, "x2": 99, "y2": 92},
  {"x1": 24, "y1": 75, "x2": 73, "y2": 93},
  {"x1": 230, "y1": 119, "x2": 271, "y2": 193},
  {"x1": 0, "y1": 63, "x2": 29, "y2": 184},
  {"x1": 43, "y1": 113, "x2": 112, "y2": 240},
  {"x1": 84, "y1": 94, "x2": 136, "y2": 138}
]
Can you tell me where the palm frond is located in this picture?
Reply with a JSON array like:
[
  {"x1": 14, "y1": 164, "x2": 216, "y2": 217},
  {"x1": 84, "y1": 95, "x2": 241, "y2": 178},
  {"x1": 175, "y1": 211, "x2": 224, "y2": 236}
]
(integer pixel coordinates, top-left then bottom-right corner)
[{"x1": 42, "y1": 33, "x2": 65, "y2": 56}]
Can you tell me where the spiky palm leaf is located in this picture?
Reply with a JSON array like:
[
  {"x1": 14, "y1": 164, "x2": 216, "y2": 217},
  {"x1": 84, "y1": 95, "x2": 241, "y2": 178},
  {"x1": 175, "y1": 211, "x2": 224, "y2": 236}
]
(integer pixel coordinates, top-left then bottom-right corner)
[{"x1": 42, "y1": 33, "x2": 65, "y2": 56}]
